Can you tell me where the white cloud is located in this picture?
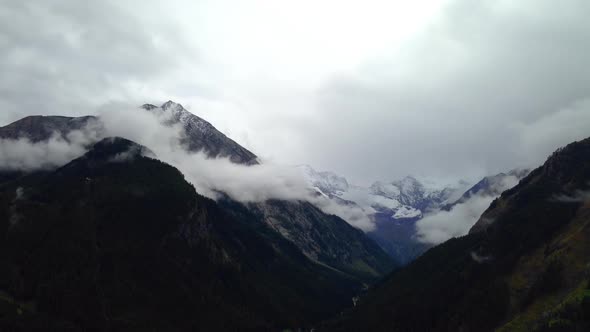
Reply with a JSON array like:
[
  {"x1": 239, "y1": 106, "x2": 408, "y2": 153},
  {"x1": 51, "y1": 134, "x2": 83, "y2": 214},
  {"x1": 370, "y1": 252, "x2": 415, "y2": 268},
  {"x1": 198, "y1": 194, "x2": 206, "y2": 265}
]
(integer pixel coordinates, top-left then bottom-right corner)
[
  {"x1": 415, "y1": 175, "x2": 519, "y2": 244},
  {"x1": 416, "y1": 195, "x2": 496, "y2": 245},
  {"x1": 0, "y1": 105, "x2": 376, "y2": 231},
  {"x1": 0, "y1": 125, "x2": 100, "y2": 171},
  {"x1": 99, "y1": 106, "x2": 377, "y2": 231},
  {"x1": 2, "y1": 0, "x2": 589, "y2": 192},
  {"x1": 552, "y1": 189, "x2": 590, "y2": 203}
]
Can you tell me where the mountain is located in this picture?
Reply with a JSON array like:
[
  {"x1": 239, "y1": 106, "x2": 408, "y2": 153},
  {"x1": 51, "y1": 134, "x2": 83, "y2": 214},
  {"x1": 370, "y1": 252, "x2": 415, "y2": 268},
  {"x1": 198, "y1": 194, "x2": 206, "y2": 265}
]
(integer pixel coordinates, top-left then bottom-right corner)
[
  {"x1": 362, "y1": 177, "x2": 469, "y2": 264},
  {"x1": 141, "y1": 101, "x2": 258, "y2": 165},
  {"x1": 0, "y1": 109, "x2": 396, "y2": 329},
  {"x1": 328, "y1": 137, "x2": 590, "y2": 331},
  {"x1": 300, "y1": 165, "x2": 463, "y2": 219},
  {"x1": 0, "y1": 115, "x2": 100, "y2": 142},
  {"x1": 369, "y1": 176, "x2": 456, "y2": 213},
  {"x1": 442, "y1": 168, "x2": 530, "y2": 211},
  {"x1": 0, "y1": 101, "x2": 257, "y2": 165},
  {"x1": 0, "y1": 108, "x2": 394, "y2": 280},
  {"x1": 246, "y1": 199, "x2": 395, "y2": 282},
  {"x1": 300, "y1": 165, "x2": 350, "y2": 198},
  {"x1": 300, "y1": 166, "x2": 468, "y2": 264},
  {"x1": 0, "y1": 137, "x2": 383, "y2": 330}
]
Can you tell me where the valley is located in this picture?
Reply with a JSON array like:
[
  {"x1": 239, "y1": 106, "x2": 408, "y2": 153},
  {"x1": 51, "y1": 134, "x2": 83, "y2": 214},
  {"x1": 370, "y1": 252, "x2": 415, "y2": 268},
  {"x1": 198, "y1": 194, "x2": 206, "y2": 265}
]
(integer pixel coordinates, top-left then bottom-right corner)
[{"x1": 0, "y1": 102, "x2": 587, "y2": 331}]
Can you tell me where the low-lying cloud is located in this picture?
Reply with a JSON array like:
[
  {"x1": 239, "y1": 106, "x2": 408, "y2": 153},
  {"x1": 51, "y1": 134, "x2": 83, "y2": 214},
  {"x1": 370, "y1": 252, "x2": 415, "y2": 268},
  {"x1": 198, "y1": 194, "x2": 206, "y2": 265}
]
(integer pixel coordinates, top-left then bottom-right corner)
[
  {"x1": 416, "y1": 175, "x2": 520, "y2": 244},
  {"x1": 416, "y1": 194, "x2": 496, "y2": 245},
  {"x1": 0, "y1": 127, "x2": 100, "y2": 171},
  {"x1": 552, "y1": 189, "x2": 590, "y2": 203},
  {"x1": 99, "y1": 106, "x2": 375, "y2": 231},
  {"x1": 0, "y1": 106, "x2": 375, "y2": 231}
]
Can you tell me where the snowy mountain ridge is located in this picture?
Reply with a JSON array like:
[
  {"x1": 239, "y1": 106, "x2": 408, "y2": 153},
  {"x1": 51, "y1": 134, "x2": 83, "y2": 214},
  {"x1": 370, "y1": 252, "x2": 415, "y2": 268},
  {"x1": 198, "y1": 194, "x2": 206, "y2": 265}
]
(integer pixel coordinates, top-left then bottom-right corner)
[
  {"x1": 298, "y1": 164, "x2": 350, "y2": 197},
  {"x1": 141, "y1": 101, "x2": 259, "y2": 165},
  {"x1": 300, "y1": 166, "x2": 469, "y2": 221}
]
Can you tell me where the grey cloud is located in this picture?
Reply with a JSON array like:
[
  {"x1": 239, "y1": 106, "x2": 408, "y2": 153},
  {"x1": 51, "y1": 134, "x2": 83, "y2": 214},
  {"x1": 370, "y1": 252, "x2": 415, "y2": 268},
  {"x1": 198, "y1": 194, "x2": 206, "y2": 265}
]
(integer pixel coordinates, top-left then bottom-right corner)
[
  {"x1": 0, "y1": 127, "x2": 98, "y2": 171},
  {"x1": 0, "y1": 1, "x2": 197, "y2": 125},
  {"x1": 416, "y1": 194, "x2": 496, "y2": 245},
  {"x1": 416, "y1": 175, "x2": 518, "y2": 244},
  {"x1": 552, "y1": 189, "x2": 590, "y2": 203},
  {"x1": 2, "y1": 0, "x2": 589, "y2": 189},
  {"x1": 98, "y1": 106, "x2": 377, "y2": 231},
  {"x1": 305, "y1": 0, "x2": 590, "y2": 182},
  {"x1": 0, "y1": 105, "x2": 375, "y2": 231}
]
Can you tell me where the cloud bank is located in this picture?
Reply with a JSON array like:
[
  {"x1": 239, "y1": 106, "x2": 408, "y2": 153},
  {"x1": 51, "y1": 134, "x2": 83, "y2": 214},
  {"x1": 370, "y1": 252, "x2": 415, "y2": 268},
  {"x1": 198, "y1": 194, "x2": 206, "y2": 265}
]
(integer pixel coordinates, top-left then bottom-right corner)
[
  {"x1": 98, "y1": 106, "x2": 375, "y2": 231},
  {"x1": 416, "y1": 175, "x2": 520, "y2": 244},
  {"x1": 0, "y1": 126, "x2": 100, "y2": 171},
  {"x1": 2, "y1": 1, "x2": 590, "y2": 184},
  {"x1": 0, "y1": 106, "x2": 375, "y2": 231}
]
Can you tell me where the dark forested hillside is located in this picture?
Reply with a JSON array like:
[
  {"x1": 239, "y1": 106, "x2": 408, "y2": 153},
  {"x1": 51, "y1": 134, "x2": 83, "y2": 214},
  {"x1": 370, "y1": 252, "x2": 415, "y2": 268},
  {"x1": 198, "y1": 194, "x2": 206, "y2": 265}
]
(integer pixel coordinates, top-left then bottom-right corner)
[
  {"x1": 0, "y1": 137, "x2": 384, "y2": 330},
  {"x1": 328, "y1": 137, "x2": 590, "y2": 332}
]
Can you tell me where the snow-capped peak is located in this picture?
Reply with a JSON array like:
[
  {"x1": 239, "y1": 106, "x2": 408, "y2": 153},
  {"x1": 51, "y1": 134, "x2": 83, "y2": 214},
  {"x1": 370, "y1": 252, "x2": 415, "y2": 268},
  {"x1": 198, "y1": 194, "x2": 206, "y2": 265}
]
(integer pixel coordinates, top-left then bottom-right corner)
[
  {"x1": 298, "y1": 165, "x2": 349, "y2": 196},
  {"x1": 144, "y1": 101, "x2": 215, "y2": 136},
  {"x1": 300, "y1": 166, "x2": 470, "y2": 223},
  {"x1": 138, "y1": 100, "x2": 259, "y2": 164}
]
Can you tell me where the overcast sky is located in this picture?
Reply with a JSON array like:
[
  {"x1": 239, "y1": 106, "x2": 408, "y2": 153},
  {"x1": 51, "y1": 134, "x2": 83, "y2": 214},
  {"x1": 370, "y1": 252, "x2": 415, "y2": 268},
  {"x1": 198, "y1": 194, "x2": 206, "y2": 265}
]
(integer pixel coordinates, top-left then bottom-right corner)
[{"x1": 1, "y1": 0, "x2": 590, "y2": 184}]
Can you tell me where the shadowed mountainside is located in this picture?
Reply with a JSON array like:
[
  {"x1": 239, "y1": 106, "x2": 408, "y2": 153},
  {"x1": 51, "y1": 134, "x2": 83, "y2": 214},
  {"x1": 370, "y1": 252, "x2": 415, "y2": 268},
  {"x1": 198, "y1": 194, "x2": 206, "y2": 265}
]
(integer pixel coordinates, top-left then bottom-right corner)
[{"x1": 0, "y1": 137, "x2": 390, "y2": 330}]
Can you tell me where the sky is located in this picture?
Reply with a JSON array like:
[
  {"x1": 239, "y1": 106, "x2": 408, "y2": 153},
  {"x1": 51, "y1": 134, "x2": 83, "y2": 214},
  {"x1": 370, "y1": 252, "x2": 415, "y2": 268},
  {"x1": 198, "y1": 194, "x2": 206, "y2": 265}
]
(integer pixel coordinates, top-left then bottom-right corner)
[{"x1": 2, "y1": 0, "x2": 590, "y2": 184}]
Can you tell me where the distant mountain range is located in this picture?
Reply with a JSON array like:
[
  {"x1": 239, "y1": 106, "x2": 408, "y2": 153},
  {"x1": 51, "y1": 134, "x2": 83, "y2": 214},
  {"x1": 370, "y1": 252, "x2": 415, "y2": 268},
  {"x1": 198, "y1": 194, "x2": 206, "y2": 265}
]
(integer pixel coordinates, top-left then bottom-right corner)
[
  {"x1": 300, "y1": 165, "x2": 465, "y2": 218},
  {"x1": 300, "y1": 164, "x2": 529, "y2": 264}
]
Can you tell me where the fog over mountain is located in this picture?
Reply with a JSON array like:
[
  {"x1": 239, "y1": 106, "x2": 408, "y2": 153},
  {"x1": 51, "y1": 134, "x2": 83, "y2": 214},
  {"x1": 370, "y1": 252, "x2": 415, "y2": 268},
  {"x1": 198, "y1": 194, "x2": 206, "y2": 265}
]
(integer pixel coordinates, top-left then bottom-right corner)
[
  {"x1": 2, "y1": 0, "x2": 590, "y2": 183},
  {"x1": 4, "y1": 1, "x2": 590, "y2": 330}
]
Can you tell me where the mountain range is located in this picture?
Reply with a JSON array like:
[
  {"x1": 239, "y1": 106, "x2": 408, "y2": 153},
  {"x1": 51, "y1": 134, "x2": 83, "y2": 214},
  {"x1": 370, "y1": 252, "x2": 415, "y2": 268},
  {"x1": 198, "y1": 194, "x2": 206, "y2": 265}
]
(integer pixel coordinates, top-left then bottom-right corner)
[
  {"x1": 0, "y1": 101, "x2": 257, "y2": 165},
  {"x1": 0, "y1": 102, "x2": 394, "y2": 330},
  {"x1": 300, "y1": 164, "x2": 529, "y2": 264},
  {"x1": 2, "y1": 100, "x2": 588, "y2": 331},
  {"x1": 327, "y1": 136, "x2": 590, "y2": 331}
]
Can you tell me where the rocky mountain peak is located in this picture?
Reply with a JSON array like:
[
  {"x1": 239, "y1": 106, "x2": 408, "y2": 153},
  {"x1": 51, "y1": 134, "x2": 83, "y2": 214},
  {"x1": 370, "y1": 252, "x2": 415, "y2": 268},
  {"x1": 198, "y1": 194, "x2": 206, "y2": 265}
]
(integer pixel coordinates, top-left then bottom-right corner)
[
  {"x1": 139, "y1": 101, "x2": 258, "y2": 165},
  {"x1": 299, "y1": 165, "x2": 349, "y2": 196}
]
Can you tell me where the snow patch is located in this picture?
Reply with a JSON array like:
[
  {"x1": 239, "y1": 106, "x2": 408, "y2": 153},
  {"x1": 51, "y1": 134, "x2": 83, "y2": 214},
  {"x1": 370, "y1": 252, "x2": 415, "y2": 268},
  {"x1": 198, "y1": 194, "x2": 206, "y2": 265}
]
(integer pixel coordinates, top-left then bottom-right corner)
[{"x1": 392, "y1": 206, "x2": 422, "y2": 219}]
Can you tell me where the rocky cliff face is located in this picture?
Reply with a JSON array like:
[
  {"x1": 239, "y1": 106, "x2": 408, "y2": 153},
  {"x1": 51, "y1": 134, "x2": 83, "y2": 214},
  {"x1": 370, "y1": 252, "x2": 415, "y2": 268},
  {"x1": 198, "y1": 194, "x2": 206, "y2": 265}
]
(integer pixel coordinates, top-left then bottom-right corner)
[
  {"x1": 141, "y1": 101, "x2": 258, "y2": 165},
  {"x1": 246, "y1": 199, "x2": 396, "y2": 282}
]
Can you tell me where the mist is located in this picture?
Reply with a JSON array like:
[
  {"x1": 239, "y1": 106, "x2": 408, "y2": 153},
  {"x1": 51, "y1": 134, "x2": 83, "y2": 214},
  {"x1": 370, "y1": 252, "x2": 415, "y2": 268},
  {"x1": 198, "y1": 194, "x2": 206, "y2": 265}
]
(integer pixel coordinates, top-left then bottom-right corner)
[
  {"x1": 98, "y1": 106, "x2": 376, "y2": 231},
  {"x1": 0, "y1": 126, "x2": 100, "y2": 171},
  {"x1": 552, "y1": 189, "x2": 590, "y2": 203},
  {"x1": 416, "y1": 175, "x2": 520, "y2": 244},
  {"x1": 0, "y1": 105, "x2": 375, "y2": 231}
]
